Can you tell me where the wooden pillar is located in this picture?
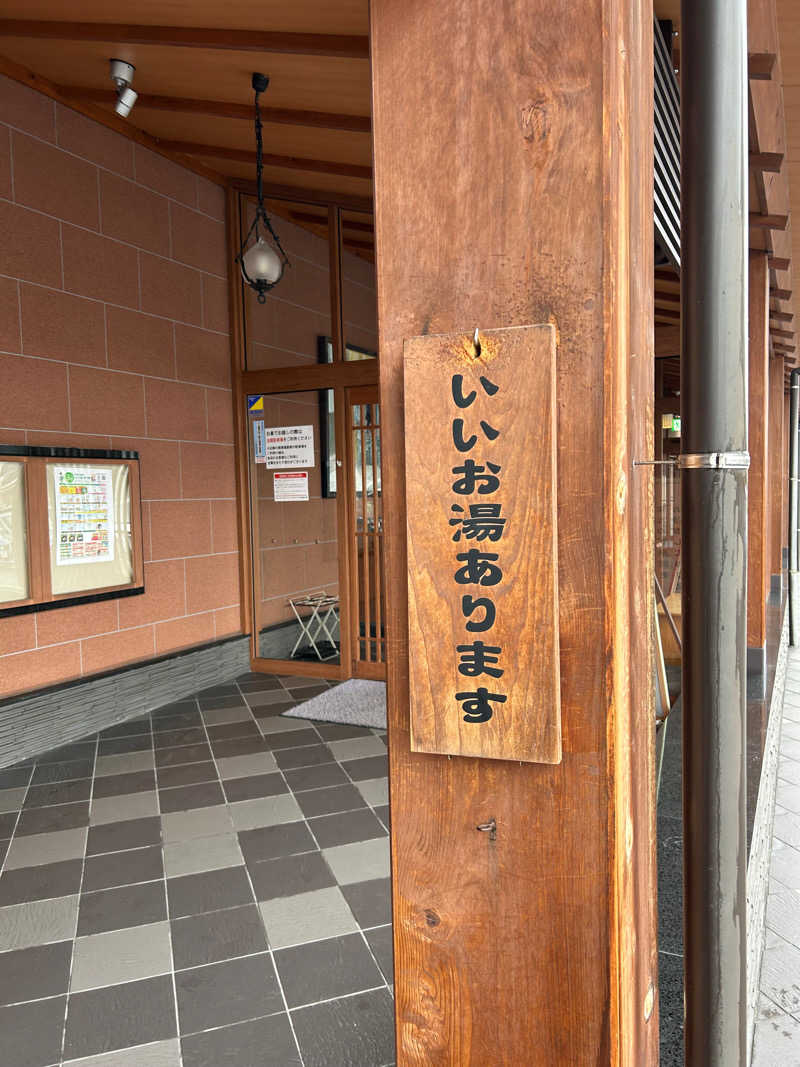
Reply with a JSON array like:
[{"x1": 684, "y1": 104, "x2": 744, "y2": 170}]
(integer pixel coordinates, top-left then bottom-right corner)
[
  {"x1": 768, "y1": 355, "x2": 785, "y2": 584},
  {"x1": 370, "y1": 2, "x2": 658, "y2": 1063},
  {"x1": 747, "y1": 252, "x2": 770, "y2": 669}
]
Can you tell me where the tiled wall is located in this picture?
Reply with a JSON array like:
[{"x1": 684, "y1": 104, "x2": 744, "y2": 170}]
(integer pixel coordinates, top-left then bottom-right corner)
[{"x1": 0, "y1": 75, "x2": 242, "y2": 698}]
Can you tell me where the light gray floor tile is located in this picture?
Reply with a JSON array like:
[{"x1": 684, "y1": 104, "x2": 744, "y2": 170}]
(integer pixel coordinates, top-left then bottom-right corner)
[
  {"x1": 326, "y1": 736, "x2": 388, "y2": 762},
  {"x1": 229, "y1": 793, "x2": 303, "y2": 832},
  {"x1": 0, "y1": 787, "x2": 25, "y2": 813},
  {"x1": 774, "y1": 810, "x2": 800, "y2": 852},
  {"x1": 163, "y1": 832, "x2": 244, "y2": 879},
  {"x1": 3, "y1": 826, "x2": 87, "y2": 870},
  {"x1": 71, "y1": 921, "x2": 172, "y2": 991},
  {"x1": 323, "y1": 837, "x2": 391, "y2": 885},
  {"x1": 760, "y1": 928, "x2": 800, "y2": 1016},
  {"x1": 751, "y1": 994, "x2": 800, "y2": 1066},
  {"x1": 356, "y1": 778, "x2": 390, "y2": 808},
  {"x1": 95, "y1": 752, "x2": 155, "y2": 778},
  {"x1": 777, "y1": 778, "x2": 800, "y2": 815},
  {"x1": 766, "y1": 879, "x2": 800, "y2": 949},
  {"x1": 64, "y1": 1037, "x2": 181, "y2": 1067},
  {"x1": 216, "y1": 752, "x2": 278, "y2": 779},
  {"x1": 259, "y1": 715, "x2": 316, "y2": 735},
  {"x1": 200, "y1": 705, "x2": 252, "y2": 725},
  {"x1": 260, "y1": 886, "x2": 359, "y2": 949},
  {"x1": 0, "y1": 893, "x2": 79, "y2": 950},
  {"x1": 90, "y1": 792, "x2": 159, "y2": 826},
  {"x1": 161, "y1": 805, "x2": 234, "y2": 843},
  {"x1": 771, "y1": 837, "x2": 800, "y2": 893}
]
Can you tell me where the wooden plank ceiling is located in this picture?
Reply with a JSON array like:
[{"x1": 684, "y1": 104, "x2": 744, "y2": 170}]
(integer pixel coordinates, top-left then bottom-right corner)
[
  {"x1": 655, "y1": 0, "x2": 800, "y2": 378},
  {"x1": 0, "y1": 1, "x2": 374, "y2": 203}
]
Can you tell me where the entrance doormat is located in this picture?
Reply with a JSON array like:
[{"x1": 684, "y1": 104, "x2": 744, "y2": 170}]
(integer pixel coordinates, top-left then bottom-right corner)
[{"x1": 282, "y1": 679, "x2": 387, "y2": 730}]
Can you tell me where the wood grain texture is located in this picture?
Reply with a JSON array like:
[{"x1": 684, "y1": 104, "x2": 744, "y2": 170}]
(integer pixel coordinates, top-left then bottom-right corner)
[
  {"x1": 748, "y1": 252, "x2": 770, "y2": 647},
  {"x1": 768, "y1": 355, "x2": 785, "y2": 577},
  {"x1": 404, "y1": 326, "x2": 560, "y2": 763},
  {"x1": 370, "y1": 0, "x2": 657, "y2": 1062}
]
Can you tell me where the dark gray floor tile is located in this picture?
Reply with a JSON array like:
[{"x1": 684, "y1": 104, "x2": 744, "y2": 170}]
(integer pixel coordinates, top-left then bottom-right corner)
[
  {"x1": 275, "y1": 932, "x2": 383, "y2": 1008},
  {"x1": 283, "y1": 762, "x2": 349, "y2": 792},
  {"x1": 249, "y1": 851, "x2": 335, "y2": 902},
  {"x1": 91, "y1": 769, "x2": 157, "y2": 798},
  {"x1": 159, "y1": 781, "x2": 225, "y2": 814},
  {"x1": 0, "y1": 839, "x2": 8, "y2": 865},
  {"x1": 97, "y1": 734, "x2": 153, "y2": 756},
  {"x1": 86, "y1": 815, "x2": 161, "y2": 855},
  {"x1": 175, "y1": 953, "x2": 282, "y2": 1035},
  {"x1": 30, "y1": 758, "x2": 93, "y2": 785},
  {"x1": 288, "y1": 684, "x2": 329, "y2": 700},
  {"x1": 153, "y1": 727, "x2": 208, "y2": 750},
  {"x1": 181, "y1": 1010, "x2": 301, "y2": 1067},
  {"x1": 78, "y1": 880, "x2": 167, "y2": 935},
  {"x1": 23, "y1": 778, "x2": 92, "y2": 809},
  {"x1": 152, "y1": 699, "x2": 198, "y2": 718},
  {"x1": 252, "y1": 700, "x2": 298, "y2": 720},
  {"x1": 171, "y1": 903, "x2": 267, "y2": 969},
  {"x1": 341, "y1": 878, "x2": 392, "y2": 929},
  {"x1": 98, "y1": 716, "x2": 152, "y2": 739},
  {"x1": 15, "y1": 801, "x2": 90, "y2": 837},
  {"x1": 238, "y1": 822, "x2": 316, "y2": 866},
  {"x1": 38, "y1": 741, "x2": 95, "y2": 764},
  {"x1": 0, "y1": 767, "x2": 33, "y2": 790},
  {"x1": 262, "y1": 729, "x2": 319, "y2": 752},
  {"x1": 0, "y1": 857, "x2": 83, "y2": 906},
  {"x1": 659, "y1": 950, "x2": 684, "y2": 1065},
  {"x1": 0, "y1": 994, "x2": 67, "y2": 1067},
  {"x1": 275, "y1": 745, "x2": 335, "y2": 772},
  {"x1": 168, "y1": 866, "x2": 254, "y2": 919},
  {"x1": 157, "y1": 762, "x2": 218, "y2": 789},
  {"x1": 210, "y1": 737, "x2": 271, "y2": 759},
  {"x1": 64, "y1": 975, "x2": 176, "y2": 1060},
  {"x1": 292, "y1": 988, "x2": 395, "y2": 1067},
  {"x1": 0, "y1": 940, "x2": 72, "y2": 1005},
  {"x1": 83, "y1": 845, "x2": 164, "y2": 892},
  {"x1": 198, "y1": 696, "x2": 246, "y2": 711},
  {"x1": 155, "y1": 743, "x2": 213, "y2": 768},
  {"x1": 366, "y1": 924, "x2": 393, "y2": 982},
  {"x1": 237, "y1": 676, "x2": 283, "y2": 691},
  {"x1": 308, "y1": 808, "x2": 387, "y2": 849},
  {"x1": 314, "y1": 722, "x2": 374, "y2": 741},
  {"x1": 342, "y1": 755, "x2": 390, "y2": 781},
  {"x1": 222, "y1": 772, "x2": 287, "y2": 803},
  {"x1": 0, "y1": 811, "x2": 17, "y2": 838},
  {"x1": 197, "y1": 684, "x2": 240, "y2": 699},
  {"x1": 151, "y1": 711, "x2": 203, "y2": 733},
  {"x1": 206, "y1": 721, "x2": 261, "y2": 742},
  {"x1": 374, "y1": 804, "x2": 391, "y2": 829}
]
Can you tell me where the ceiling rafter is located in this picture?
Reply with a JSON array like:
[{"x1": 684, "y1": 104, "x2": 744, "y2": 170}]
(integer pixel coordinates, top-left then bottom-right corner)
[
  {"x1": 57, "y1": 86, "x2": 371, "y2": 134},
  {"x1": 0, "y1": 19, "x2": 370, "y2": 59},
  {"x1": 159, "y1": 139, "x2": 372, "y2": 180}
]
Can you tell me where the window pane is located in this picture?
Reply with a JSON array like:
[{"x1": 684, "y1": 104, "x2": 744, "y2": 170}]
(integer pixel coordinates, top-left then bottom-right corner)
[
  {"x1": 0, "y1": 461, "x2": 29, "y2": 604},
  {"x1": 341, "y1": 211, "x2": 377, "y2": 361}
]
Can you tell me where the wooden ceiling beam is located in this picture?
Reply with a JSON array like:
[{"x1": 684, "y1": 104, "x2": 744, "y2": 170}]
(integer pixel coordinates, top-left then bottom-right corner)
[
  {"x1": 749, "y1": 151, "x2": 783, "y2": 173},
  {"x1": 768, "y1": 257, "x2": 790, "y2": 271},
  {"x1": 655, "y1": 307, "x2": 681, "y2": 321},
  {"x1": 771, "y1": 327, "x2": 795, "y2": 339},
  {"x1": 749, "y1": 212, "x2": 789, "y2": 230},
  {"x1": 289, "y1": 209, "x2": 373, "y2": 232},
  {"x1": 231, "y1": 178, "x2": 373, "y2": 214},
  {"x1": 0, "y1": 20, "x2": 370, "y2": 59},
  {"x1": 770, "y1": 310, "x2": 793, "y2": 322},
  {"x1": 57, "y1": 86, "x2": 371, "y2": 134},
  {"x1": 158, "y1": 140, "x2": 372, "y2": 181},
  {"x1": 748, "y1": 52, "x2": 777, "y2": 79},
  {"x1": 655, "y1": 324, "x2": 680, "y2": 357},
  {"x1": 773, "y1": 288, "x2": 793, "y2": 300}
]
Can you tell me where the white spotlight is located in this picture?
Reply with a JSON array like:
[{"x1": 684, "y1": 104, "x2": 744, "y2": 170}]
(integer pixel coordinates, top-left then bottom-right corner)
[{"x1": 109, "y1": 59, "x2": 137, "y2": 118}]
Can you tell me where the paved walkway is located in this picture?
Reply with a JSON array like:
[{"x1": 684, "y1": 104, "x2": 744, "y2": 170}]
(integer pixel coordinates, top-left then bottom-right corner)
[{"x1": 752, "y1": 647, "x2": 800, "y2": 1065}]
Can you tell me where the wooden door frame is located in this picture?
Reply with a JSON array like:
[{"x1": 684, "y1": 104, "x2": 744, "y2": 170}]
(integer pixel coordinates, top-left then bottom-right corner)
[
  {"x1": 344, "y1": 384, "x2": 387, "y2": 681},
  {"x1": 226, "y1": 190, "x2": 379, "y2": 680}
]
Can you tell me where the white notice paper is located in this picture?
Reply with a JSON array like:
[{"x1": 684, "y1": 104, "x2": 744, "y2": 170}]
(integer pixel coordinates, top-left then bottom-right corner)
[
  {"x1": 274, "y1": 472, "x2": 309, "y2": 502},
  {"x1": 54, "y1": 466, "x2": 115, "y2": 566},
  {"x1": 265, "y1": 425, "x2": 314, "y2": 469},
  {"x1": 253, "y1": 419, "x2": 266, "y2": 464}
]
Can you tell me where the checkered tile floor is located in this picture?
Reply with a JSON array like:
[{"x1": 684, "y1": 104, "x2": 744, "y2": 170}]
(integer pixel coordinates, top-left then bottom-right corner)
[{"x1": 0, "y1": 672, "x2": 395, "y2": 1067}]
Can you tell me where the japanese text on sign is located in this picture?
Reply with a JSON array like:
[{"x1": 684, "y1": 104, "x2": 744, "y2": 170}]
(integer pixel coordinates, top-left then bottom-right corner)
[
  {"x1": 54, "y1": 467, "x2": 115, "y2": 566},
  {"x1": 265, "y1": 425, "x2": 314, "y2": 469}
]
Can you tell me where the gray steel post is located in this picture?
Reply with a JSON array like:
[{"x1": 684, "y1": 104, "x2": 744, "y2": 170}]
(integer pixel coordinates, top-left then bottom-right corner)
[{"x1": 680, "y1": 0, "x2": 749, "y2": 1064}]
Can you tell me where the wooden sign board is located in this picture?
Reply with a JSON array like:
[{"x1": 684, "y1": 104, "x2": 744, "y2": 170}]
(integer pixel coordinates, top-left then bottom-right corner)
[{"x1": 404, "y1": 324, "x2": 561, "y2": 763}]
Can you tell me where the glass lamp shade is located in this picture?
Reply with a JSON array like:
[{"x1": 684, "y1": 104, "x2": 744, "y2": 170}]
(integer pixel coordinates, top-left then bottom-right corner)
[{"x1": 242, "y1": 236, "x2": 283, "y2": 285}]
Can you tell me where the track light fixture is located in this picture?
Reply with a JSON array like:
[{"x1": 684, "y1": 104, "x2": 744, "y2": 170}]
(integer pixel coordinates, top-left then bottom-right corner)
[
  {"x1": 236, "y1": 73, "x2": 289, "y2": 302},
  {"x1": 109, "y1": 59, "x2": 138, "y2": 118}
]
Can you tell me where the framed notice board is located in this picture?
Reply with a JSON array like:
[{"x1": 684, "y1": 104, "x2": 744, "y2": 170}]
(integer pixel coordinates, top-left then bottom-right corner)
[{"x1": 0, "y1": 447, "x2": 144, "y2": 617}]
